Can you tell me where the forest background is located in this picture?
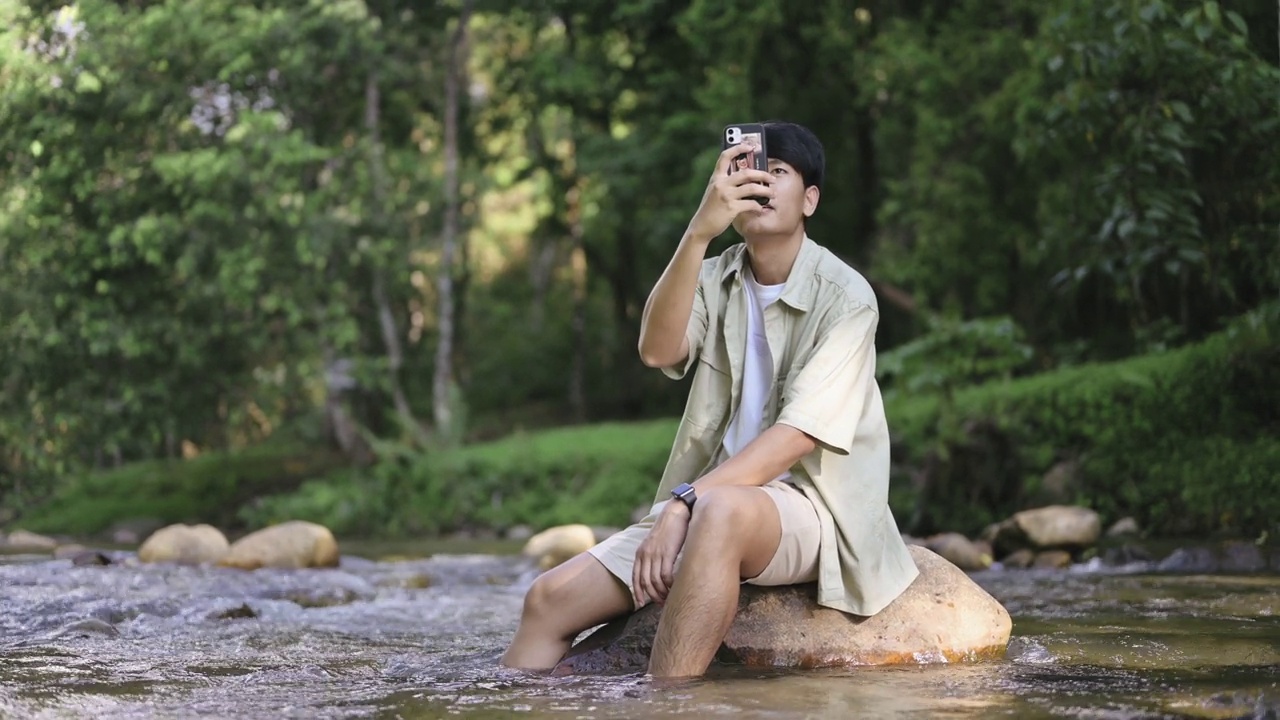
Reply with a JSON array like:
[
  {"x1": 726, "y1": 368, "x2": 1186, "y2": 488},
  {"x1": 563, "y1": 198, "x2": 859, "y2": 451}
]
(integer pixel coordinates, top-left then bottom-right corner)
[{"x1": 2, "y1": 0, "x2": 1277, "y2": 543}]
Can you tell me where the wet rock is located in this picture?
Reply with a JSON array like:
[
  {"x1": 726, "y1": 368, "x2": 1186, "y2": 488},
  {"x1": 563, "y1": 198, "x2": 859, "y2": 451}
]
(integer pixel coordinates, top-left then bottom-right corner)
[
  {"x1": 923, "y1": 532, "x2": 992, "y2": 571},
  {"x1": 1106, "y1": 517, "x2": 1140, "y2": 537},
  {"x1": 1219, "y1": 541, "x2": 1266, "y2": 573},
  {"x1": 1000, "y1": 548, "x2": 1036, "y2": 569},
  {"x1": 552, "y1": 545, "x2": 1012, "y2": 675},
  {"x1": 139, "y1": 523, "x2": 230, "y2": 565},
  {"x1": 60, "y1": 545, "x2": 112, "y2": 563},
  {"x1": 901, "y1": 533, "x2": 926, "y2": 547},
  {"x1": 219, "y1": 520, "x2": 340, "y2": 570},
  {"x1": 1101, "y1": 543, "x2": 1153, "y2": 566},
  {"x1": 208, "y1": 603, "x2": 258, "y2": 621},
  {"x1": 53, "y1": 544, "x2": 88, "y2": 560},
  {"x1": 992, "y1": 505, "x2": 1101, "y2": 556},
  {"x1": 1032, "y1": 550, "x2": 1073, "y2": 569},
  {"x1": 4, "y1": 529, "x2": 58, "y2": 552},
  {"x1": 522, "y1": 524, "x2": 596, "y2": 571},
  {"x1": 1158, "y1": 547, "x2": 1218, "y2": 573},
  {"x1": 53, "y1": 618, "x2": 120, "y2": 639}
]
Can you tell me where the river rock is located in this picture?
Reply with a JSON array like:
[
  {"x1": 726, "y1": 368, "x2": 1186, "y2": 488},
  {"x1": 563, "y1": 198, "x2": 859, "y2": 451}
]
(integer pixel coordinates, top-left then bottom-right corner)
[
  {"x1": 551, "y1": 545, "x2": 1011, "y2": 675},
  {"x1": 1000, "y1": 548, "x2": 1036, "y2": 569},
  {"x1": 522, "y1": 524, "x2": 596, "y2": 571},
  {"x1": 138, "y1": 523, "x2": 230, "y2": 564},
  {"x1": 4, "y1": 529, "x2": 59, "y2": 552},
  {"x1": 992, "y1": 505, "x2": 1101, "y2": 556},
  {"x1": 1106, "y1": 516, "x2": 1140, "y2": 537},
  {"x1": 923, "y1": 532, "x2": 992, "y2": 571},
  {"x1": 1032, "y1": 550, "x2": 1073, "y2": 569},
  {"x1": 218, "y1": 520, "x2": 340, "y2": 570}
]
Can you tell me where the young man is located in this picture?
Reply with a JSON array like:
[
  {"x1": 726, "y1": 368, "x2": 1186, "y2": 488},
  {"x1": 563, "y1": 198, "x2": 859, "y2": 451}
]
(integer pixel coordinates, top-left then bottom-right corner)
[{"x1": 500, "y1": 121, "x2": 919, "y2": 679}]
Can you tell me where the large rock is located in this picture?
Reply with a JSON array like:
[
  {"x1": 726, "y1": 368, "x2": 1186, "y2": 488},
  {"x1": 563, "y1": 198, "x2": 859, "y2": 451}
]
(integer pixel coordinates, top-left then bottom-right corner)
[
  {"x1": 522, "y1": 524, "x2": 596, "y2": 571},
  {"x1": 218, "y1": 520, "x2": 340, "y2": 570},
  {"x1": 923, "y1": 532, "x2": 992, "y2": 571},
  {"x1": 137, "y1": 523, "x2": 229, "y2": 564},
  {"x1": 992, "y1": 505, "x2": 1101, "y2": 557},
  {"x1": 3, "y1": 529, "x2": 59, "y2": 552},
  {"x1": 551, "y1": 545, "x2": 1011, "y2": 675}
]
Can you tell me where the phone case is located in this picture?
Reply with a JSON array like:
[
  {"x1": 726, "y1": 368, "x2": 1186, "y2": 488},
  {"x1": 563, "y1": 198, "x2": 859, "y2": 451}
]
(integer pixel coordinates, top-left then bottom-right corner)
[{"x1": 721, "y1": 123, "x2": 769, "y2": 204}]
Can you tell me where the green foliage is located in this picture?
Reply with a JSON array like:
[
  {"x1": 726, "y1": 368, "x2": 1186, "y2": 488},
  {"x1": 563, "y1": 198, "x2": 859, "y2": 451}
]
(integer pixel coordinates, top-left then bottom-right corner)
[
  {"x1": 238, "y1": 419, "x2": 681, "y2": 536},
  {"x1": 893, "y1": 306, "x2": 1280, "y2": 537},
  {"x1": 14, "y1": 437, "x2": 344, "y2": 536}
]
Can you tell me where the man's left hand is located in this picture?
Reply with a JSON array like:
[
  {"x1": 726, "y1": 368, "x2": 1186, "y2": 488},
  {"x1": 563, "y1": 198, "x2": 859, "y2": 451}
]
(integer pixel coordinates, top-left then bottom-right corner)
[{"x1": 631, "y1": 501, "x2": 692, "y2": 608}]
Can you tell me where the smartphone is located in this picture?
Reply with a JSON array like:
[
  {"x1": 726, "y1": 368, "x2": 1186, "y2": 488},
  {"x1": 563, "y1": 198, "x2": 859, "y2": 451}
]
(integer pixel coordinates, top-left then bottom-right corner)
[{"x1": 722, "y1": 123, "x2": 769, "y2": 205}]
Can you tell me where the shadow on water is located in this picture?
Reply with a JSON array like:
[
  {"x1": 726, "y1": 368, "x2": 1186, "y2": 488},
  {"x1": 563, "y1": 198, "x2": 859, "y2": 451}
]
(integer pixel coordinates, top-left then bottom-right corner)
[{"x1": 1, "y1": 541, "x2": 1277, "y2": 719}]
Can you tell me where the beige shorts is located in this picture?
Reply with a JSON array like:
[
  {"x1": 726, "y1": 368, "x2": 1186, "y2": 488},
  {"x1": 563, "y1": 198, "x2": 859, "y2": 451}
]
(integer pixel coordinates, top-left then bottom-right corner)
[{"x1": 587, "y1": 479, "x2": 820, "y2": 606}]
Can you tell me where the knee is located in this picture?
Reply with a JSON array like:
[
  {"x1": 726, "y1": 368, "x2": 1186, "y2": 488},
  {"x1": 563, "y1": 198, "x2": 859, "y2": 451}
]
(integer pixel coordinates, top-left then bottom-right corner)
[
  {"x1": 688, "y1": 486, "x2": 754, "y2": 538},
  {"x1": 520, "y1": 572, "x2": 562, "y2": 621}
]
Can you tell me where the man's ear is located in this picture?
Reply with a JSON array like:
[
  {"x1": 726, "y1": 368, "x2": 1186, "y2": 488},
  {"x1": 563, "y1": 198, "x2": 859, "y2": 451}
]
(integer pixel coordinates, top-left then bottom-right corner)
[{"x1": 803, "y1": 186, "x2": 820, "y2": 218}]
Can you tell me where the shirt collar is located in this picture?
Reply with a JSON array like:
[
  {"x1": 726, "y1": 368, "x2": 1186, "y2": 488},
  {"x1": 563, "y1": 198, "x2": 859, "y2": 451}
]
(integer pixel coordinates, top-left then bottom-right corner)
[{"x1": 719, "y1": 234, "x2": 819, "y2": 312}]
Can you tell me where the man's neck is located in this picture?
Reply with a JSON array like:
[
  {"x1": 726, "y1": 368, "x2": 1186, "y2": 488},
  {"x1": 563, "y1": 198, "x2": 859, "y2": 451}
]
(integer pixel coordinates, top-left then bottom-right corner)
[{"x1": 744, "y1": 230, "x2": 805, "y2": 286}]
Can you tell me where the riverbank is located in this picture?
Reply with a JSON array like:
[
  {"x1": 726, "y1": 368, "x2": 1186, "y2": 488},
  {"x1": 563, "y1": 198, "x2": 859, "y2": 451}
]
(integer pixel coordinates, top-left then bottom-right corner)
[{"x1": 11, "y1": 309, "x2": 1278, "y2": 544}]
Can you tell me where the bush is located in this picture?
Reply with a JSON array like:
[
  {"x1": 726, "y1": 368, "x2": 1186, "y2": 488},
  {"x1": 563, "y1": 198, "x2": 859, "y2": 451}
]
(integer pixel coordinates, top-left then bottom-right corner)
[
  {"x1": 14, "y1": 439, "x2": 344, "y2": 537},
  {"x1": 238, "y1": 420, "x2": 681, "y2": 537},
  {"x1": 891, "y1": 305, "x2": 1280, "y2": 537}
]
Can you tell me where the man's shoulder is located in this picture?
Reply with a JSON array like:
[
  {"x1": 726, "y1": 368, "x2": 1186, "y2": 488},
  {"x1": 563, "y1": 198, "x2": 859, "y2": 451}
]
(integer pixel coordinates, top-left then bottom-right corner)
[{"x1": 809, "y1": 242, "x2": 878, "y2": 314}]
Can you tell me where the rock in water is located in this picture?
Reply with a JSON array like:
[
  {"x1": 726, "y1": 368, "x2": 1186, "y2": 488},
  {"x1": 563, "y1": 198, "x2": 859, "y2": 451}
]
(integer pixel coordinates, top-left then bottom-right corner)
[
  {"x1": 522, "y1": 524, "x2": 596, "y2": 571},
  {"x1": 992, "y1": 505, "x2": 1101, "y2": 556},
  {"x1": 923, "y1": 532, "x2": 992, "y2": 571},
  {"x1": 218, "y1": 520, "x2": 340, "y2": 570},
  {"x1": 138, "y1": 523, "x2": 230, "y2": 565},
  {"x1": 551, "y1": 545, "x2": 1011, "y2": 675}
]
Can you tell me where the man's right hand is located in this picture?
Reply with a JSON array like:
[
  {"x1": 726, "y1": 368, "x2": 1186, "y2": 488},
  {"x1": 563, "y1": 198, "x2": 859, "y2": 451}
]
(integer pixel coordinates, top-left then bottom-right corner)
[{"x1": 685, "y1": 143, "x2": 775, "y2": 243}]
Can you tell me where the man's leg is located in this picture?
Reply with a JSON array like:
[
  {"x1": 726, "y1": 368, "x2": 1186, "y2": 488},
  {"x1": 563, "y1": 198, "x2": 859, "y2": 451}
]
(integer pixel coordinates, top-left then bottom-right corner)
[
  {"x1": 501, "y1": 551, "x2": 635, "y2": 670},
  {"x1": 648, "y1": 486, "x2": 783, "y2": 678}
]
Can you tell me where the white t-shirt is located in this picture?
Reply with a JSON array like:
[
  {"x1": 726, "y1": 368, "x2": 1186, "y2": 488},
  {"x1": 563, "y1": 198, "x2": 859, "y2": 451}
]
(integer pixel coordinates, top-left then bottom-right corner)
[{"x1": 721, "y1": 271, "x2": 792, "y2": 483}]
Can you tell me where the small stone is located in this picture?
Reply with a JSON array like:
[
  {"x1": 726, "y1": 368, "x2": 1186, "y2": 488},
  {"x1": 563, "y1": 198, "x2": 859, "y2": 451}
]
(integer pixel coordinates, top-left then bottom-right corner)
[
  {"x1": 1000, "y1": 548, "x2": 1036, "y2": 569},
  {"x1": 5, "y1": 530, "x2": 58, "y2": 552},
  {"x1": 1106, "y1": 517, "x2": 1140, "y2": 537},
  {"x1": 522, "y1": 524, "x2": 596, "y2": 571},
  {"x1": 1032, "y1": 550, "x2": 1072, "y2": 569}
]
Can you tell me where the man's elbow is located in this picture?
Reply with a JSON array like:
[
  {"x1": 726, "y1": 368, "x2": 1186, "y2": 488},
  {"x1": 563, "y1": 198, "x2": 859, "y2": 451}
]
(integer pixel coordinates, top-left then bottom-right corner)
[{"x1": 638, "y1": 346, "x2": 674, "y2": 369}]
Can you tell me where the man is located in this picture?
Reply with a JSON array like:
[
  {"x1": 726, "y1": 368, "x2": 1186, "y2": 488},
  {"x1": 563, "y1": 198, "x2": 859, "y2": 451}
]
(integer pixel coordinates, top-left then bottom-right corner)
[{"x1": 500, "y1": 120, "x2": 919, "y2": 679}]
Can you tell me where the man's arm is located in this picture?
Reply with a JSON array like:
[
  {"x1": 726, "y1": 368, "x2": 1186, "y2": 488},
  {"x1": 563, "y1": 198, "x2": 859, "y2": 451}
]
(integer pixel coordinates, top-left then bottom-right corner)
[
  {"x1": 637, "y1": 234, "x2": 711, "y2": 368},
  {"x1": 690, "y1": 424, "x2": 816, "y2": 490},
  {"x1": 637, "y1": 141, "x2": 774, "y2": 368}
]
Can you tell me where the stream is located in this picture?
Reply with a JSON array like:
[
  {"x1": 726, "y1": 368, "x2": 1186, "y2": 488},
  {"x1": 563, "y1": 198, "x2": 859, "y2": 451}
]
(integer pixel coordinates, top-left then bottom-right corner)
[{"x1": 1, "y1": 539, "x2": 1277, "y2": 719}]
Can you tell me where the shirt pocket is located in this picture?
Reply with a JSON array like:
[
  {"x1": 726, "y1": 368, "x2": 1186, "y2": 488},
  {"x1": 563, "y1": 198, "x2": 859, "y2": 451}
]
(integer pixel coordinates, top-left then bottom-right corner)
[{"x1": 681, "y1": 339, "x2": 731, "y2": 431}]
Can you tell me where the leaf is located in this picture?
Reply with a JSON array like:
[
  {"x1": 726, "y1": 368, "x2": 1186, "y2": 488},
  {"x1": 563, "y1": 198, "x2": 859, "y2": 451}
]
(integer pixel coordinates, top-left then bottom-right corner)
[
  {"x1": 30, "y1": 140, "x2": 44, "y2": 157},
  {"x1": 74, "y1": 71, "x2": 102, "y2": 93}
]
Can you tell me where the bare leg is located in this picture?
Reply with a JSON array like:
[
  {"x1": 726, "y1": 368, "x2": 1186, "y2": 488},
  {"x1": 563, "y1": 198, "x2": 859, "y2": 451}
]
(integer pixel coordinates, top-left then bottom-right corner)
[
  {"x1": 647, "y1": 486, "x2": 783, "y2": 678},
  {"x1": 501, "y1": 552, "x2": 635, "y2": 670}
]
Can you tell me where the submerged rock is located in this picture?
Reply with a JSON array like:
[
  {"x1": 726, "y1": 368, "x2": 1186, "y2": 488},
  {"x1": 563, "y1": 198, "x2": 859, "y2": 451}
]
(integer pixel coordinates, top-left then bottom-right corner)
[
  {"x1": 138, "y1": 524, "x2": 230, "y2": 565},
  {"x1": 219, "y1": 520, "x2": 340, "y2": 570},
  {"x1": 551, "y1": 545, "x2": 1011, "y2": 675}
]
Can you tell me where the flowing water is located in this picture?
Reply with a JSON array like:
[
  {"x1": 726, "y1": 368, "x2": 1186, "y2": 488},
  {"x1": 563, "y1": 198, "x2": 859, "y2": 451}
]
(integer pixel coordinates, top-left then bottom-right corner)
[{"x1": 1, "y1": 539, "x2": 1277, "y2": 719}]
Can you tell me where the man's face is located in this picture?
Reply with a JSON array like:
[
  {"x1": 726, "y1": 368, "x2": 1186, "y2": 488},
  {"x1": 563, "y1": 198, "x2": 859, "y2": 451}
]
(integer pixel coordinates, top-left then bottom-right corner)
[{"x1": 732, "y1": 158, "x2": 819, "y2": 240}]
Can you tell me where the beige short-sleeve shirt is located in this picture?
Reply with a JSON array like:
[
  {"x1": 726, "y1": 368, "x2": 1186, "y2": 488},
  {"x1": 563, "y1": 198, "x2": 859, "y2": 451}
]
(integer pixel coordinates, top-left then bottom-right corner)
[{"x1": 651, "y1": 235, "x2": 919, "y2": 617}]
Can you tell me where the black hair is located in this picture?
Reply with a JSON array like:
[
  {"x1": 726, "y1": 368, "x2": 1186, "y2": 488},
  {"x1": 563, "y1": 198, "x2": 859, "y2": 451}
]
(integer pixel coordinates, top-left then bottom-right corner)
[{"x1": 761, "y1": 120, "x2": 825, "y2": 192}]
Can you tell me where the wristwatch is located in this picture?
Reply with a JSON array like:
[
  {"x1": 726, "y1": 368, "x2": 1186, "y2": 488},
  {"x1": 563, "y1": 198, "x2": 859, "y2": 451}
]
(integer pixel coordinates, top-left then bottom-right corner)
[{"x1": 670, "y1": 482, "x2": 697, "y2": 511}]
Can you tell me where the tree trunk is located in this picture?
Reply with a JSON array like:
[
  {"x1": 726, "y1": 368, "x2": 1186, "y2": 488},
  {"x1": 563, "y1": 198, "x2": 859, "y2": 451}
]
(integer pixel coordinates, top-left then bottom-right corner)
[
  {"x1": 365, "y1": 72, "x2": 427, "y2": 446},
  {"x1": 433, "y1": 0, "x2": 473, "y2": 441},
  {"x1": 567, "y1": 183, "x2": 588, "y2": 423}
]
